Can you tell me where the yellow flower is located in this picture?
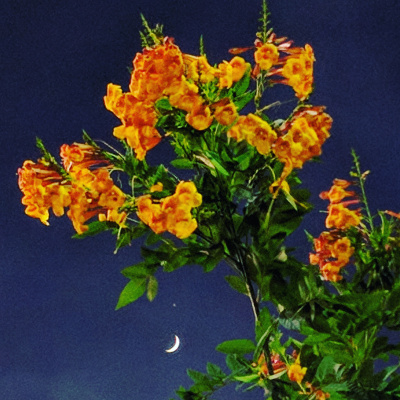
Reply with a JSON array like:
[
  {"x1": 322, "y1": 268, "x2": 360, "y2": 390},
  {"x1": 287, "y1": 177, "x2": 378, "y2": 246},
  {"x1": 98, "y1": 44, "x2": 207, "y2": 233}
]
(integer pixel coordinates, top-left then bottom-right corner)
[
  {"x1": 129, "y1": 40, "x2": 184, "y2": 102},
  {"x1": 136, "y1": 181, "x2": 202, "y2": 239},
  {"x1": 185, "y1": 104, "x2": 213, "y2": 131},
  {"x1": 217, "y1": 61, "x2": 233, "y2": 89},
  {"x1": 184, "y1": 54, "x2": 218, "y2": 83},
  {"x1": 281, "y1": 44, "x2": 315, "y2": 100},
  {"x1": 254, "y1": 43, "x2": 279, "y2": 71},
  {"x1": 167, "y1": 77, "x2": 203, "y2": 112},
  {"x1": 227, "y1": 113, "x2": 277, "y2": 155},
  {"x1": 212, "y1": 98, "x2": 238, "y2": 126},
  {"x1": 326, "y1": 203, "x2": 361, "y2": 230},
  {"x1": 104, "y1": 83, "x2": 161, "y2": 160},
  {"x1": 150, "y1": 182, "x2": 164, "y2": 192},
  {"x1": 60, "y1": 143, "x2": 109, "y2": 171},
  {"x1": 287, "y1": 356, "x2": 307, "y2": 385},
  {"x1": 113, "y1": 125, "x2": 161, "y2": 161},
  {"x1": 18, "y1": 160, "x2": 71, "y2": 226},
  {"x1": 174, "y1": 181, "x2": 203, "y2": 208},
  {"x1": 229, "y1": 56, "x2": 249, "y2": 82}
]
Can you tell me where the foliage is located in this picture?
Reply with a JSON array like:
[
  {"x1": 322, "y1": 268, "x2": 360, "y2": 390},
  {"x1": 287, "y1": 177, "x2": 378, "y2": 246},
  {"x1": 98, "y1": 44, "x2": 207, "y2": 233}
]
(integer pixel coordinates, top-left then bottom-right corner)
[{"x1": 17, "y1": 1, "x2": 400, "y2": 399}]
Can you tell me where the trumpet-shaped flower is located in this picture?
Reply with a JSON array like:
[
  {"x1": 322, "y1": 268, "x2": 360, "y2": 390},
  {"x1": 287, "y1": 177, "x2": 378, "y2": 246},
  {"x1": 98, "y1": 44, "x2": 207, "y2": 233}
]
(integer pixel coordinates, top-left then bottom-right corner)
[
  {"x1": 320, "y1": 179, "x2": 356, "y2": 203},
  {"x1": 326, "y1": 203, "x2": 361, "y2": 230},
  {"x1": 185, "y1": 104, "x2": 213, "y2": 131},
  {"x1": 18, "y1": 160, "x2": 71, "y2": 225},
  {"x1": 281, "y1": 44, "x2": 315, "y2": 100},
  {"x1": 309, "y1": 232, "x2": 354, "y2": 282},
  {"x1": 287, "y1": 356, "x2": 307, "y2": 385},
  {"x1": 136, "y1": 181, "x2": 202, "y2": 239},
  {"x1": 60, "y1": 143, "x2": 109, "y2": 172},
  {"x1": 227, "y1": 113, "x2": 277, "y2": 155},
  {"x1": 212, "y1": 98, "x2": 238, "y2": 126},
  {"x1": 184, "y1": 54, "x2": 218, "y2": 83},
  {"x1": 254, "y1": 43, "x2": 279, "y2": 71},
  {"x1": 217, "y1": 57, "x2": 249, "y2": 89},
  {"x1": 129, "y1": 40, "x2": 184, "y2": 102},
  {"x1": 166, "y1": 77, "x2": 203, "y2": 113}
]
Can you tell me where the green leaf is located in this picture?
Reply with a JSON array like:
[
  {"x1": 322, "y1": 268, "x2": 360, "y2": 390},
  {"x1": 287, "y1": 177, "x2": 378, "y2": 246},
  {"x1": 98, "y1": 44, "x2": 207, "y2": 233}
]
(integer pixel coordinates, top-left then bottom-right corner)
[
  {"x1": 225, "y1": 275, "x2": 248, "y2": 295},
  {"x1": 114, "y1": 230, "x2": 133, "y2": 253},
  {"x1": 225, "y1": 354, "x2": 248, "y2": 374},
  {"x1": 321, "y1": 383, "x2": 349, "y2": 392},
  {"x1": 155, "y1": 97, "x2": 173, "y2": 111},
  {"x1": 147, "y1": 275, "x2": 158, "y2": 302},
  {"x1": 234, "y1": 91, "x2": 255, "y2": 111},
  {"x1": 315, "y1": 356, "x2": 340, "y2": 383},
  {"x1": 121, "y1": 263, "x2": 155, "y2": 279},
  {"x1": 204, "y1": 151, "x2": 230, "y2": 176},
  {"x1": 115, "y1": 278, "x2": 147, "y2": 310},
  {"x1": 170, "y1": 159, "x2": 195, "y2": 169},
  {"x1": 187, "y1": 369, "x2": 214, "y2": 390},
  {"x1": 216, "y1": 339, "x2": 256, "y2": 355},
  {"x1": 146, "y1": 231, "x2": 162, "y2": 246},
  {"x1": 234, "y1": 374, "x2": 259, "y2": 383},
  {"x1": 72, "y1": 220, "x2": 112, "y2": 239},
  {"x1": 206, "y1": 363, "x2": 226, "y2": 380},
  {"x1": 303, "y1": 333, "x2": 331, "y2": 345},
  {"x1": 233, "y1": 69, "x2": 251, "y2": 96}
]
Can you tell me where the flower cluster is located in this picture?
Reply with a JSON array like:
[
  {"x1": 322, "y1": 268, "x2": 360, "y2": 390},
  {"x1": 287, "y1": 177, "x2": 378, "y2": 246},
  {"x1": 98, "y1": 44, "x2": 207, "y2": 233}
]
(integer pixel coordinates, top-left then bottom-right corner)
[
  {"x1": 18, "y1": 160, "x2": 70, "y2": 226},
  {"x1": 18, "y1": 143, "x2": 127, "y2": 234},
  {"x1": 253, "y1": 34, "x2": 315, "y2": 100},
  {"x1": 309, "y1": 179, "x2": 360, "y2": 281},
  {"x1": 104, "y1": 38, "x2": 248, "y2": 159},
  {"x1": 227, "y1": 113, "x2": 277, "y2": 155},
  {"x1": 309, "y1": 231, "x2": 354, "y2": 282},
  {"x1": 136, "y1": 181, "x2": 202, "y2": 239},
  {"x1": 270, "y1": 106, "x2": 332, "y2": 191},
  {"x1": 321, "y1": 179, "x2": 361, "y2": 230}
]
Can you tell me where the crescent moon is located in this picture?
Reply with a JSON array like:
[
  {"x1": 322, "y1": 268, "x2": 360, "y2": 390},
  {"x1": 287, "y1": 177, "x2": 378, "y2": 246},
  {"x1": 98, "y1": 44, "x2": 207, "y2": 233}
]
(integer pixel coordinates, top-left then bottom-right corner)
[{"x1": 165, "y1": 335, "x2": 180, "y2": 353}]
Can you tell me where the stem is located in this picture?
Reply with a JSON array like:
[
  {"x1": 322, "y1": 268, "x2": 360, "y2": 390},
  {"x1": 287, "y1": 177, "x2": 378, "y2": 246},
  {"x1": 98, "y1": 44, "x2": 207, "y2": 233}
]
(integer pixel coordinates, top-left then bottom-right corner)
[{"x1": 351, "y1": 149, "x2": 374, "y2": 231}]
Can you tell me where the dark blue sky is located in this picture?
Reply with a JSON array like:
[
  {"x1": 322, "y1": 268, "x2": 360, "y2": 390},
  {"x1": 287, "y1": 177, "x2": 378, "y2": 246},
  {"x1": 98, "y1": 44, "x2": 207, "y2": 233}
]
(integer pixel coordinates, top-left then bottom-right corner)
[{"x1": 2, "y1": 1, "x2": 400, "y2": 399}]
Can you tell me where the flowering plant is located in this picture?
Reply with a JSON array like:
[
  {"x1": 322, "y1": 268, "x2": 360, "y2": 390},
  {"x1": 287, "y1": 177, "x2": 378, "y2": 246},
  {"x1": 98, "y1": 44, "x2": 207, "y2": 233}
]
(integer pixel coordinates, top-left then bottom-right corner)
[{"x1": 17, "y1": 2, "x2": 400, "y2": 399}]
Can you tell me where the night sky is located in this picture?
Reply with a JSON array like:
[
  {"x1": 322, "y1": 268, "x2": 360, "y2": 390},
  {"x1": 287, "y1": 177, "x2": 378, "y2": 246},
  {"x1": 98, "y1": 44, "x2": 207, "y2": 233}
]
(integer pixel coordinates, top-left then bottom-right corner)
[{"x1": 2, "y1": 1, "x2": 400, "y2": 399}]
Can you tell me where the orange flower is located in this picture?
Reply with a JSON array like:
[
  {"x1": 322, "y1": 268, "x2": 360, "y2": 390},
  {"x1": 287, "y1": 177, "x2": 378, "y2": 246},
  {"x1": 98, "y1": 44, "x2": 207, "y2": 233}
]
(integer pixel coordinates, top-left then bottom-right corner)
[
  {"x1": 212, "y1": 98, "x2": 238, "y2": 126},
  {"x1": 174, "y1": 181, "x2": 203, "y2": 208},
  {"x1": 217, "y1": 61, "x2": 233, "y2": 89},
  {"x1": 271, "y1": 107, "x2": 332, "y2": 193},
  {"x1": 229, "y1": 56, "x2": 249, "y2": 82},
  {"x1": 304, "y1": 383, "x2": 330, "y2": 400},
  {"x1": 320, "y1": 179, "x2": 355, "y2": 203},
  {"x1": 217, "y1": 56, "x2": 249, "y2": 89},
  {"x1": 326, "y1": 203, "x2": 361, "y2": 230},
  {"x1": 67, "y1": 167, "x2": 127, "y2": 234},
  {"x1": 136, "y1": 181, "x2": 202, "y2": 239},
  {"x1": 129, "y1": 40, "x2": 184, "y2": 102},
  {"x1": 60, "y1": 143, "x2": 109, "y2": 172},
  {"x1": 227, "y1": 113, "x2": 277, "y2": 155},
  {"x1": 113, "y1": 125, "x2": 161, "y2": 161},
  {"x1": 167, "y1": 77, "x2": 203, "y2": 112},
  {"x1": 309, "y1": 232, "x2": 354, "y2": 282},
  {"x1": 104, "y1": 83, "x2": 161, "y2": 160},
  {"x1": 287, "y1": 355, "x2": 307, "y2": 385},
  {"x1": 184, "y1": 54, "x2": 218, "y2": 83},
  {"x1": 281, "y1": 44, "x2": 315, "y2": 100},
  {"x1": 136, "y1": 195, "x2": 167, "y2": 234},
  {"x1": 185, "y1": 104, "x2": 213, "y2": 131},
  {"x1": 18, "y1": 160, "x2": 71, "y2": 225},
  {"x1": 254, "y1": 43, "x2": 279, "y2": 71}
]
